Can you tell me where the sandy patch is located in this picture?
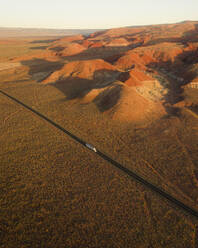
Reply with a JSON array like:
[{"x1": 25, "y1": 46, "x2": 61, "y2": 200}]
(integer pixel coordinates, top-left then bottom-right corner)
[{"x1": 0, "y1": 62, "x2": 21, "y2": 71}]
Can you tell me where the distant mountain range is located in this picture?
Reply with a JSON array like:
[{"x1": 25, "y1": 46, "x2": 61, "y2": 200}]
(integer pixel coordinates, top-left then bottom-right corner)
[{"x1": 0, "y1": 27, "x2": 103, "y2": 38}]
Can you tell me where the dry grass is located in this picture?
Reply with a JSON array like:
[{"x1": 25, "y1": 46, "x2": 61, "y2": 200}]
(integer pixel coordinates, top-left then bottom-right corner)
[
  {"x1": 0, "y1": 37, "x2": 198, "y2": 247},
  {"x1": 0, "y1": 37, "x2": 53, "y2": 62}
]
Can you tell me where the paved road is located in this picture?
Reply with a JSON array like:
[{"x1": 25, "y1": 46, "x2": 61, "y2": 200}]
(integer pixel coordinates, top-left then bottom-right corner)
[{"x1": 1, "y1": 88, "x2": 198, "y2": 220}]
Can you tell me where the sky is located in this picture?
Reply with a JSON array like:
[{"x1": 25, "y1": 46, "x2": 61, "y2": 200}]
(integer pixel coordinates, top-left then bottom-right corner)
[{"x1": 1, "y1": 0, "x2": 198, "y2": 29}]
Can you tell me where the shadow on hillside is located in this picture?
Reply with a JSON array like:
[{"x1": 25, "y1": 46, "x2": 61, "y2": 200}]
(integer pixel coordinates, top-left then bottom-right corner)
[
  {"x1": 87, "y1": 29, "x2": 145, "y2": 41},
  {"x1": 55, "y1": 46, "x2": 132, "y2": 62},
  {"x1": 1, "y1": 79, "x2": 30, "y2": 84},
  {"x1": 148, "y1": 47, "x2": 198, "y2": 82},
  {"x1": 177, "y1": 48, "x2": 198, "y2": 70},
  {"x1": 189, "y1": 104, "x2": 198, "y2": 115},
  {"x1": 145, "y1": 37, "x2": 183, "y2": 46},
  {"x1": 30, "y1": 46, "x2": 49, "y2": 50},
  {"x1": 144, "y1": 24, "x2": 198, "y2": 47},
  {"x1": 52, "y1": 70, "x2": 122, "y2": 112},
  {"x1": 49, "y1": 46, "x2": 65, "y2": 52},
  {"x1": 21, "y1": 58, "x2": 64, "y2": 82},
  {"x1": 86, "y1": 30, "x2": 108, "y2": 39},
  {"x1": 30, "y1": 39, "x2": 58, "y2": 44},
  {"x1": 181, "y1": 23, "x2": 198, "y2": 43},
  {"x1": 93, "y1": 84, "x2": 122, "y2": 112},
  {"x1": 20, "y1": 58, "x2": 122, "y2": 112},
  {"x1": 148, "y1": 64, "x2": 184, "y2": 107},
  {"x1": 104, "y1": 53, "x2": 124, "y2": 64},
  {"x1": 147, "y1": 47, "x2": 198, "y2": 115},
  {"x1": 53, "y1": 77, "x2": 95, "y2": 100}
]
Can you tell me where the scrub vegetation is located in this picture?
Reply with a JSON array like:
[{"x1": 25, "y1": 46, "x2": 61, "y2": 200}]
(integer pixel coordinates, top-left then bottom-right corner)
[{"x1": 1, "y1": 22, "x2": 198, "y2": 247}]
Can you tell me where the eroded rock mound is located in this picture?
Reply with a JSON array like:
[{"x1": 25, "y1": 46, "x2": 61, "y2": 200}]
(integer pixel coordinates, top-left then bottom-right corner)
[
  {"x1": 115, "y1": 42, "x2": 184, "y2": 70},
  {"x1": 119, "y1": 69, "x2": 155, "y2": 87},
  {"x1": 105, "y1": 38, "x2": 130, "y2": 47},
  {"x1": 42, "y1": 59, "x2": 118, "y2": 84},
  {"x1": 58, "y1": 43, "x2": 86, "y2": 57},
  {"x1": 10, "y1": 21, "x2": 198, "y2": 124},
  {"x1": 111, "y1": 84, "x2": 166, "y2": 123}
]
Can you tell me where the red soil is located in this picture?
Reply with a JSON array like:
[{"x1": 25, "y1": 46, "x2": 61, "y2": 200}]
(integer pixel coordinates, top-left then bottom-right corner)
[
  {"x1": 118, "y1": 69, "x2": 154, "y2": 87},
  {"x1": 58, "y1": 43, "x2": 86, "y2": 57},
  {"x1": 10, "y1": 21, "x2": 198, "y2": 124},
  {"x1": 112, "y1": 85, "x2": 165, "y2": 123},
  {"x1": 126, "y1": 70, "x2": 154, "y2": 86},
  {"x1": 90, "y1": 42, "x2": 104, "y2": 48},
  {"x1": 105, "y1": 38, "x2": 130, "y2": 47},
  {"x1": 81, "y1": 40, "x2": 94, "y2": 48},
  {"x1": 115, "y1": 53, "x2": 147, "y2": 70},
  {"x1": 42, "y1": 59, "x2": 117, "y2": 83},
  {"x1": 115, "y1": 42, "x2": 184, "y2": 70}
]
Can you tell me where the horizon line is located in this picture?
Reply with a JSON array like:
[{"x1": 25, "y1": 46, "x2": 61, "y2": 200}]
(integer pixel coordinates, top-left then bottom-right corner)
[{"x1": 0, "y1": 20, "x2": 197, "y2": 31}]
